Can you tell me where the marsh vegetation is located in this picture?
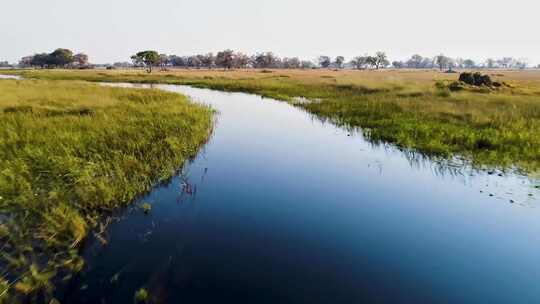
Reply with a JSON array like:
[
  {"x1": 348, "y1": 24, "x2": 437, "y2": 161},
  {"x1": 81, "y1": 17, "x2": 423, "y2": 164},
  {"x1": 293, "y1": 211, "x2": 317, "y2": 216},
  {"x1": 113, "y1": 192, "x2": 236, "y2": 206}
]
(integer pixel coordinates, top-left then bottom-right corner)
[
  {"x1": 0, "y1": 79, "x2": 213, "y2": 302},
  {"x1": 6, "y1": 68, "x2": 540, "y2": 173}
]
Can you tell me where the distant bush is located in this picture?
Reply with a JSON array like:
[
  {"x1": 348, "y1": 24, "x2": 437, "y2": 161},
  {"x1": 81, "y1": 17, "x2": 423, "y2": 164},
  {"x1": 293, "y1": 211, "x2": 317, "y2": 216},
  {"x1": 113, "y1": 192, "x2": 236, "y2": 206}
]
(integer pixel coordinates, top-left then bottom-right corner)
[
  {"x1": 458, "y1": 72, "x2": 492, "y2": 86},
  {"x1": 448, "y1": 81, "x2": 466, "y2": 91}
]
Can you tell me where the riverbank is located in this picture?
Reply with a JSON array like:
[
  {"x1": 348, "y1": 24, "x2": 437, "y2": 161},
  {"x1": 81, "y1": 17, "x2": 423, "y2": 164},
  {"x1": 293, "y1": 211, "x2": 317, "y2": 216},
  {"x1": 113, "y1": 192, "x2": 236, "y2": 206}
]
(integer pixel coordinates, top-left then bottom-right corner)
[
  {"x1": 4, "y1": 69, "x2": 540, "y2": 173},
  {"x1": 0, "y1": 79, "x2": 213, "y2": 302}
]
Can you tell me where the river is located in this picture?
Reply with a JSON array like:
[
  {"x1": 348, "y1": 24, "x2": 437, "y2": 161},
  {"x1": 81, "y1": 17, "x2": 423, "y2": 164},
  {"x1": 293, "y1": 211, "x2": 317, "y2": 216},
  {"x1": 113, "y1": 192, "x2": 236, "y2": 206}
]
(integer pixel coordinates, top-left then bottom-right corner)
[{"x1": 57, "y1": 83, "x2": 540, "y2": 303}]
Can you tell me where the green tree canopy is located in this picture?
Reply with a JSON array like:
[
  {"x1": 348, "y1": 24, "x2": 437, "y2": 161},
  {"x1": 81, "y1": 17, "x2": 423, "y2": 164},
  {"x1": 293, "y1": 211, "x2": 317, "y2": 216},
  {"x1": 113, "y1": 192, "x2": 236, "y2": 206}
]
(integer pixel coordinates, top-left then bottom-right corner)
[
  {"x1": 49, "y1": 48, "x2": 74, "y2": 67},
  {"x1": 131, "y1": 50, "x2": 160, "y2": 73}
]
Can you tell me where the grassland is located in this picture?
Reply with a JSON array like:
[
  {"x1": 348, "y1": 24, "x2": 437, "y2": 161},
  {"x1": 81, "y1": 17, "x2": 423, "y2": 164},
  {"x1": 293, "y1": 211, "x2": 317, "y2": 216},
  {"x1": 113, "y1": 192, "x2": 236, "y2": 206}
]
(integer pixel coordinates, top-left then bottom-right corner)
[
  {"x1": 0, "y1": 79, "x2": 213, "y2": 302},
  {"x1": 5, "y1": 68, "x2": 540, "y2": 173}
]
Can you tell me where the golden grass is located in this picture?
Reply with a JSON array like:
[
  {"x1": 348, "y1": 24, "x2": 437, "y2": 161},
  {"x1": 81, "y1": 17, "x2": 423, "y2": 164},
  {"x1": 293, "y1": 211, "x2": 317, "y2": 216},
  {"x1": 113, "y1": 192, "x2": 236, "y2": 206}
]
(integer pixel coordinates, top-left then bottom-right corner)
[{"x1": 2, "y1": 68, "x2": 540, "y2": 173}]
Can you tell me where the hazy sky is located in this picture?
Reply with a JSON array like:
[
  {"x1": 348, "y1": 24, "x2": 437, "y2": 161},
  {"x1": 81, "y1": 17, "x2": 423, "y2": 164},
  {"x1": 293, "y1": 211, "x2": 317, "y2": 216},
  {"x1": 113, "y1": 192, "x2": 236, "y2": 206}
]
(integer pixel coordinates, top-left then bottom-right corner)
[{"x1": 2, "y1": 0, "x2": 539, "y2": 65}]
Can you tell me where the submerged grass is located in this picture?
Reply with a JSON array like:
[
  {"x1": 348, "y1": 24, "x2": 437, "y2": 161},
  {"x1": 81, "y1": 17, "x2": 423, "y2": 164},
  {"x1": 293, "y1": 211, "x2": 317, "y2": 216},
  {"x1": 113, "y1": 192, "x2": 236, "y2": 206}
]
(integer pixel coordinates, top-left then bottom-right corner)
[
  {"x1": 0, "y1": 79, "x2": 213, "y2": 302},
  {"x1": 5, "y1": 69, "x2": 540, "y2": 173}
]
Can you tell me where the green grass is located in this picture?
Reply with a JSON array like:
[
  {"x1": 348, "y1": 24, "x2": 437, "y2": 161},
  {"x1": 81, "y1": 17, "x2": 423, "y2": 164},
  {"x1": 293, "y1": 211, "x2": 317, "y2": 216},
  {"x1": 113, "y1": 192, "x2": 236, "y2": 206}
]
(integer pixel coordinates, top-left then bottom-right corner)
[
  {"x1": 5, "y1": 69, "x2": 540, "y2": 173},
  {"x1": 0, "y1": 79, "x2": 213, "y2": 302}
]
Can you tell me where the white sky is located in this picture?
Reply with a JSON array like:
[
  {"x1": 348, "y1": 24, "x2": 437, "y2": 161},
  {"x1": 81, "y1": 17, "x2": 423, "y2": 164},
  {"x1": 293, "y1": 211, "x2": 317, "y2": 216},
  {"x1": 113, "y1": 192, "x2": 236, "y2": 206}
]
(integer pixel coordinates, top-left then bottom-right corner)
[{"x1": 1, "y1": 0, "x2": 539, "y2": 65}]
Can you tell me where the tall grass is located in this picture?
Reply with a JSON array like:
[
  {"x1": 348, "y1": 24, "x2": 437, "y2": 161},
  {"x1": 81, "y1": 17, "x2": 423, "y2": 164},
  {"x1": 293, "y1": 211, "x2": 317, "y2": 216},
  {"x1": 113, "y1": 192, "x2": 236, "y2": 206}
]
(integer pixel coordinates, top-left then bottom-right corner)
[
  {"x1": 0, "y1": 79, "x2": 213, "y2": 302},
  {"x1": 6, "y1": 69, "x2": 540, "y2": 172}
]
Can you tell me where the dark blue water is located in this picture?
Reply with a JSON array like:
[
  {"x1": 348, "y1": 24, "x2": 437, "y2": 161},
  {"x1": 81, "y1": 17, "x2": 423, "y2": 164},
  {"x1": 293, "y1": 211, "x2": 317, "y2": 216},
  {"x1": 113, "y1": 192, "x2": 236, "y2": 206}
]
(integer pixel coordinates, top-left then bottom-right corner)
[{"x1": 59, "y1": 84, "x2": 540, "y2": 303}]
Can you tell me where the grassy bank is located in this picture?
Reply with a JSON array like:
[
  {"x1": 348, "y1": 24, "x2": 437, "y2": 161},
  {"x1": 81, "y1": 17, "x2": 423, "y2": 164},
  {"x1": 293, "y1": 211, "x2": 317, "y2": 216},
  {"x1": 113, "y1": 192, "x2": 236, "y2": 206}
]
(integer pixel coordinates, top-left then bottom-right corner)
[
  {"x1": 0, "y1": 79, "x2": 213, "y2": 302},
  {"x1": 5, "y1": 69, "x2": 540, "y2": 173}
]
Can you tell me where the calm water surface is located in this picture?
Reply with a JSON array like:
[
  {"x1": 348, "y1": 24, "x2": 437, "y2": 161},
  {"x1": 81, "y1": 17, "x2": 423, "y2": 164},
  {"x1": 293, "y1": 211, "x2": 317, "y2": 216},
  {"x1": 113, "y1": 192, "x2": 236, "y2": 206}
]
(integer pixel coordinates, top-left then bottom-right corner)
[
  {"x1": 0, "y1": 74, "x2": 21, "y2": 80},
  {"x1": 58, "y1": 84, "x2": 540, "y2": 303}
]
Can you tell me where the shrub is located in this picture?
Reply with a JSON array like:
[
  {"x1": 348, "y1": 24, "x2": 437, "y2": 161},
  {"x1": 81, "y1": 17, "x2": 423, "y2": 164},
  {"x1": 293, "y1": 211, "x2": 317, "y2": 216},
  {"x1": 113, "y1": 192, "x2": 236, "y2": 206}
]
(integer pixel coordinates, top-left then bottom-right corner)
[{"x1": 458, "y1": 72, "x2": 493, "y2": 86}]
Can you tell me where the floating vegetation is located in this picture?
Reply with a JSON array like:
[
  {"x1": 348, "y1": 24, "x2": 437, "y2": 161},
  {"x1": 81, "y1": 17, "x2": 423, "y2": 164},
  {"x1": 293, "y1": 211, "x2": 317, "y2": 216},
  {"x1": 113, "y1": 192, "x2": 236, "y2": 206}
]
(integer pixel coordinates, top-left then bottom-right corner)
[
  {"x1": 141, "y1": 202, "x2": 152, "y2": 214},
  {"x1": 134, "y1": 288, "x2": 149, "y2": 303}
]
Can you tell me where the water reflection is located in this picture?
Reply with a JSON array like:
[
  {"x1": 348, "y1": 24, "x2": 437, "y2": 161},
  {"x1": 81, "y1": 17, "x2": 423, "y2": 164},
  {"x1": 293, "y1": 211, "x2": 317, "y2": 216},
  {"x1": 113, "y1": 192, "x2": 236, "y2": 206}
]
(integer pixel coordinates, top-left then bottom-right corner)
[
  {"x1": 0, "y1": 74, "x2": 21, "y2": 80},
  {"x1": 57, "y1": 83, "x2": 540, "y2": 304}
]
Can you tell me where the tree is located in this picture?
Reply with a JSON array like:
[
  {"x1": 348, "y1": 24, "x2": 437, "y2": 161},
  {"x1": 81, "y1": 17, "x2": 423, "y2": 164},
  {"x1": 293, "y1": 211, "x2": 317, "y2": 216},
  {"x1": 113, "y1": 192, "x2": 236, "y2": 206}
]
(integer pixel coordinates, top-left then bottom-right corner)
[
  {"x1": 300, "y1": 60, "x2": 315, "y2": 69},
  {"x1": 19, "y1": 56, "x2": 34, "y2": 67},
  {"x1": 514, "y1": 58, "x2": 528, "y2": 69},
  {"x1": 421, "y1": 57, "x2": 434, "y2": 69},
  {"x1": 215, "y1": 49, "x2": 235, "y2": 69},
  {"x1": 485, "y1": 58, "x2": 496, "y2": 69},
  {"x1": 169, "y1": 55, "x2": 186, "y2": 67},
  {"x1": 131, "y1": 50, "x2": 160, "y2": 73},
  {"x1": 73, "y1": 53, "x2": 89, "y2": 66},
  {"x1": 334, "y1": 56, "x2": 345, "y2": 69},
  {"x1": 392, "y1": 61, "x2": 404, "y2": 69},
  {"x1": 233, "y1": 52, "x2": 250, "y2": 68},
  {"x1": 187, "y1": 55, "x2": 202, "y2": 68},
  {"x1": 497, "y1": 57, "x2": 514, "y2": 69},
  {"x1": 406, "y1": 54, "x2": 424, "y2": 68},
  {"x1": 463, "y1": 59, "x2": 476, "y2": 69},
  {"x1": 350, "y1": 56, "x2": 368, "y2": 70},
  {"x1": 435, "y1": 54, "x2": 451, "y2": 71},
  {"x1": 158, "y1": 54, "x2": 169, "y2": 70},
  {"x1": 252, "y1": 52, "x2": 279, "y2": 68},
  {"x1": 365, "y1": 56, "x2": 378, "y2": 69},
  {"x1": 282, "y1": 57, "x2": 301, "y2": 69},
  {"x1": 374, "y1": 51, "x2": 389, "y2": 69},
  {"x1": 454, "y1": 58, "x2": 465, "y2": 69},
  {"x1": 201, "y1": 53, "x2": 215, "y2": 69},
  {"x1": 318, "y1": 56, "x2": 331, "y2": 68},
  {"x1": 49, "y1": 48, "x2": 74, "y2": 67},
  {"x1": 30, "y1": 53, "x2": 52, "y2": 68}
]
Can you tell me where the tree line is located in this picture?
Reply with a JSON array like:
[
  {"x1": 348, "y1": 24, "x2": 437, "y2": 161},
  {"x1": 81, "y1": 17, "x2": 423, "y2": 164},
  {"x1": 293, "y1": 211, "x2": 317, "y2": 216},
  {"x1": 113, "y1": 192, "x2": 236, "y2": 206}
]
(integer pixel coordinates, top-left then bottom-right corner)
[
  {"x1": 127, "y1": 50, "x2": 532, "y2": 72},
  {"x1": 128, "y1": 50, "x2": 315, "y2": 72},
  {"x1": 13, "y1": 48, "x2": 534, "y2": 71},
  {"x1": 19, "y1": 49, "x2": 89, "y2": 68},
  {"x1": 392, "y1": 54, "x2": 530, "y2": 71}
]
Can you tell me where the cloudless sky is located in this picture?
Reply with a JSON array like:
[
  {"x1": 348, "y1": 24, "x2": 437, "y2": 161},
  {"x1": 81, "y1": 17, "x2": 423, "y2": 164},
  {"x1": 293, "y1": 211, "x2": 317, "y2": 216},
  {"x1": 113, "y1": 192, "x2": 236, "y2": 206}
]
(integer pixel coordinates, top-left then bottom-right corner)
[{"x1": 2, "y1": 0, "x2": 539, "y2": 65}]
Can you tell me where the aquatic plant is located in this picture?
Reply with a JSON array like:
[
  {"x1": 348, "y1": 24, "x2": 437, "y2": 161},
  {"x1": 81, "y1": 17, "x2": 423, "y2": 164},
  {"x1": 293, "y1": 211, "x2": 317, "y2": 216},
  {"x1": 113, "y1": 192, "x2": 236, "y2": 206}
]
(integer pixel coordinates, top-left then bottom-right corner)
[
  {"x1": 134, "y1": 288, "x2": 149, "y2": 303},
  {"x1": 0, "y1": 79, "x2": 213, "y2": 302},
  {"x1": 141, "y1": 202, "x2": 152, "y2": 214}
]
